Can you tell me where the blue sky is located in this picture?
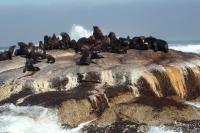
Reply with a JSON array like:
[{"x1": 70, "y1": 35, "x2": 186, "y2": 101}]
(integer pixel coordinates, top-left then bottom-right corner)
[
  {"x1": 0, "y1": 0, "x2": 200, "y2": 46},
  {"x1": 0, "y1": 0, "x2": 133, "y2": 6}
]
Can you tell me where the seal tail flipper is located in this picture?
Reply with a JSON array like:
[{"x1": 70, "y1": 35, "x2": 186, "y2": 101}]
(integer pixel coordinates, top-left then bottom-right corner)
[{"x1": 17, "y1": 71, "x2": 37, "y2": 79}]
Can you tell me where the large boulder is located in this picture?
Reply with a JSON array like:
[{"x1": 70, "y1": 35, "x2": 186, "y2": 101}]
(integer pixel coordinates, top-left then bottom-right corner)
[{"x1": 1, "y1": 49, "x2": 200, "y2": 128}]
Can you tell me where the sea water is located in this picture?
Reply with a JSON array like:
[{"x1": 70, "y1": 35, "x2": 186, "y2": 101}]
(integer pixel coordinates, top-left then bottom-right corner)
[
  {"x1": 0, "y1": 47, "x2": 7, "y2": 53},
  {"x1": 169, "y1": 40, "x2": 200, "y2": 54}
]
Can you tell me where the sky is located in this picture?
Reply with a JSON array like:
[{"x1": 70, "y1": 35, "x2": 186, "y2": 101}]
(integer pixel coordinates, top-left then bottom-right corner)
[{"x1": 0, "y1": 0, "x2": 200, "y2": 46}]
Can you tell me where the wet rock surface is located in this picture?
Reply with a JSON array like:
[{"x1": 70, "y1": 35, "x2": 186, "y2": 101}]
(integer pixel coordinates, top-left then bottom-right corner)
[
  {"x1": 82, "y1": 120, "x2": 148, "y2": 133},
  {"x1": 82, "y1": 120, "x2": 200, "y2": 133},
  {"x1": 164, "y1": 120, "x2": 200, "y2": 133}
]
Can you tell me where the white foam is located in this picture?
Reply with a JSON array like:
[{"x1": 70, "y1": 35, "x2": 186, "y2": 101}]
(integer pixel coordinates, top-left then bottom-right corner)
[
  {"x1": 0, "y1": 47, "x2": 8, "y2": 53},
  {"x1": 170, "y1": 43, "x2": 200, "y2": 54},
  {"x1": 0, "y1": 49, "x2": 4, "y2": 53},
  {"x1": 0, "y1": 104, "x2": 89, "y2": 133},
  {"x1": 148, "y1": 126, "x2": 182, "y2": 133},
  {"x1": 57, "y1": 35, "x2": 62, "y2": 40},
  {"x1": 101, "y1": 70, "x2": 115, "y2": 86},
  {"x1": 185, "y1": 101, "x2": 200, "y2": 108},
  {"x1": 65, "y1": 73, "x2": 79, "y2": 90},
  {"x1": 69, "y1": 24, "x2": 93, "y2": 41},
  {"x1": 66, "y1": 120, "x2": 93, "y2": 133}
]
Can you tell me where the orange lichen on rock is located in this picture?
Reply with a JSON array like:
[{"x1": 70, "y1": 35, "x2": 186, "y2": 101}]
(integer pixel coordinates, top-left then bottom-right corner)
[{"x1": 165, "y1": 66, "x2": 187, "y2": 98}]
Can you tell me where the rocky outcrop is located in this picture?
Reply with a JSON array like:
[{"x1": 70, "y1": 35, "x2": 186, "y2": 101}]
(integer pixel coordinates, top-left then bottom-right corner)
[
  {"x1": 1, "y1": 49, "x2": 200, "y2": 127},
  {"x1": 82, "y1": 120, "x2": 148, "y2": 133},
  {"x1": 82, "y1": 120, "x2": 200, "y2": 133}
]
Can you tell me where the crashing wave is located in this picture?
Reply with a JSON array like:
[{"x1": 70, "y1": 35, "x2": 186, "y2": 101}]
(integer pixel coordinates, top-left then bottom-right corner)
[
  {"x1": 170, "y1": 42, "x2": 200, "y2": 54},
  {"x1": 148, "y1": 126, "x2": 181, "y2": 133},
  {"x1": 185, "y1": 101, "x2": 200, "y2": 108},
  {"x1": 0, "y1": 104, "x2": 90, "y2": 133},
  {"x1": 69, "y1": 24, "x2": 93, "y2": 41}
]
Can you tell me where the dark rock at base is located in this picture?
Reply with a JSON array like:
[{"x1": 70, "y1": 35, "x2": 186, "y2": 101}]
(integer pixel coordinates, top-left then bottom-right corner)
[
  {"x1": 82, "y1": 120, "x2": 200, "y2": 133},
  {"x1": 82, "y1": 120, "x2": 148, "y2": 133},
  {"x1": 165, "y1": 120, "x2": 200, "y2": 133}
]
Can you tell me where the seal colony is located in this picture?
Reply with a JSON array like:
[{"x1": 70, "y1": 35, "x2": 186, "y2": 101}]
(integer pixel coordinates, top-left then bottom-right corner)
[{"x1": 0, "y1": 26, "x2": 168, "y2": 72}]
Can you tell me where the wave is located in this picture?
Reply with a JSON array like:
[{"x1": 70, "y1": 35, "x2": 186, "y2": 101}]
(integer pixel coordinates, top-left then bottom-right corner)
[
  {"x1": 170, "y1": 43, "x2": 200, "y2": 54},
  {"x1": 0, "y1": 47, "x2": 7, "y2": 53},
  {"x1": 185, "y1": 101, "x2": 200, "y2": 108},
  {"x1": 0, "y1": 104, "x2": 89, "y2": 133},
  {"x1": 148, "y1": 126, "x2": 181, "y2": 133},
  {"x1": 69, "y1": 24, "x2": 93, "y2": 41}
]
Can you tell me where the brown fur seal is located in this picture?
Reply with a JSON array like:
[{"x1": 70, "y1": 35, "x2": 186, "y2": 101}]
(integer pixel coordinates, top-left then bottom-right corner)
[
  {"x1": 0, "y1": 45, "x2": 16, "y2": 61},
  {"x1": 75, "y1": 36, "x2": 95, "y2": 53},
  {"x1": 93, "y1": 26, "x2": 104, "y2": 40}
]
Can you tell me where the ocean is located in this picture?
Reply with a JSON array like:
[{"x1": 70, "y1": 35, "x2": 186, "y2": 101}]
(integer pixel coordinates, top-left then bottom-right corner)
[
  {"x1": 0, "y1": 47, "x2": 7, "y2": 53},
  {"x1": 0, "y1": 25, "x2": 200, "y2": 133},
  {"x1": 169, "y1": 40, "x2": 200, "y2": 54}
]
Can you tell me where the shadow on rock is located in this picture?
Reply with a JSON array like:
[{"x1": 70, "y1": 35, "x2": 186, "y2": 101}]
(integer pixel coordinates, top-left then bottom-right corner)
[{"x1": 131, "y1": 96, "x2": 187, "y2": 111}]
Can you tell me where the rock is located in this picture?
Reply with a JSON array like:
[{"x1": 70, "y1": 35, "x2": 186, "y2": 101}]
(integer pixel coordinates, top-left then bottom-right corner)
[
  {"x1": 1, "y1": 49, "x2": 200, "y2": 128},
  {"x1": 78, "y1": 71, "x2": 101, "y2": 83},
  {"x1": 163, "y1": 120, "x2": 200, "y2": 133},
  {"x1": 82, "y1": 120, "x2": 200, "y2": 133},
  {"x1": 58, "y1": 99, "x2": 96, "y2": 127},
  {"x1": 82, "y1": 120, "x2": 148, "y2": 133},
  {"x1": 92, "y1": 96, "x2": 200, "y2": 127}
]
